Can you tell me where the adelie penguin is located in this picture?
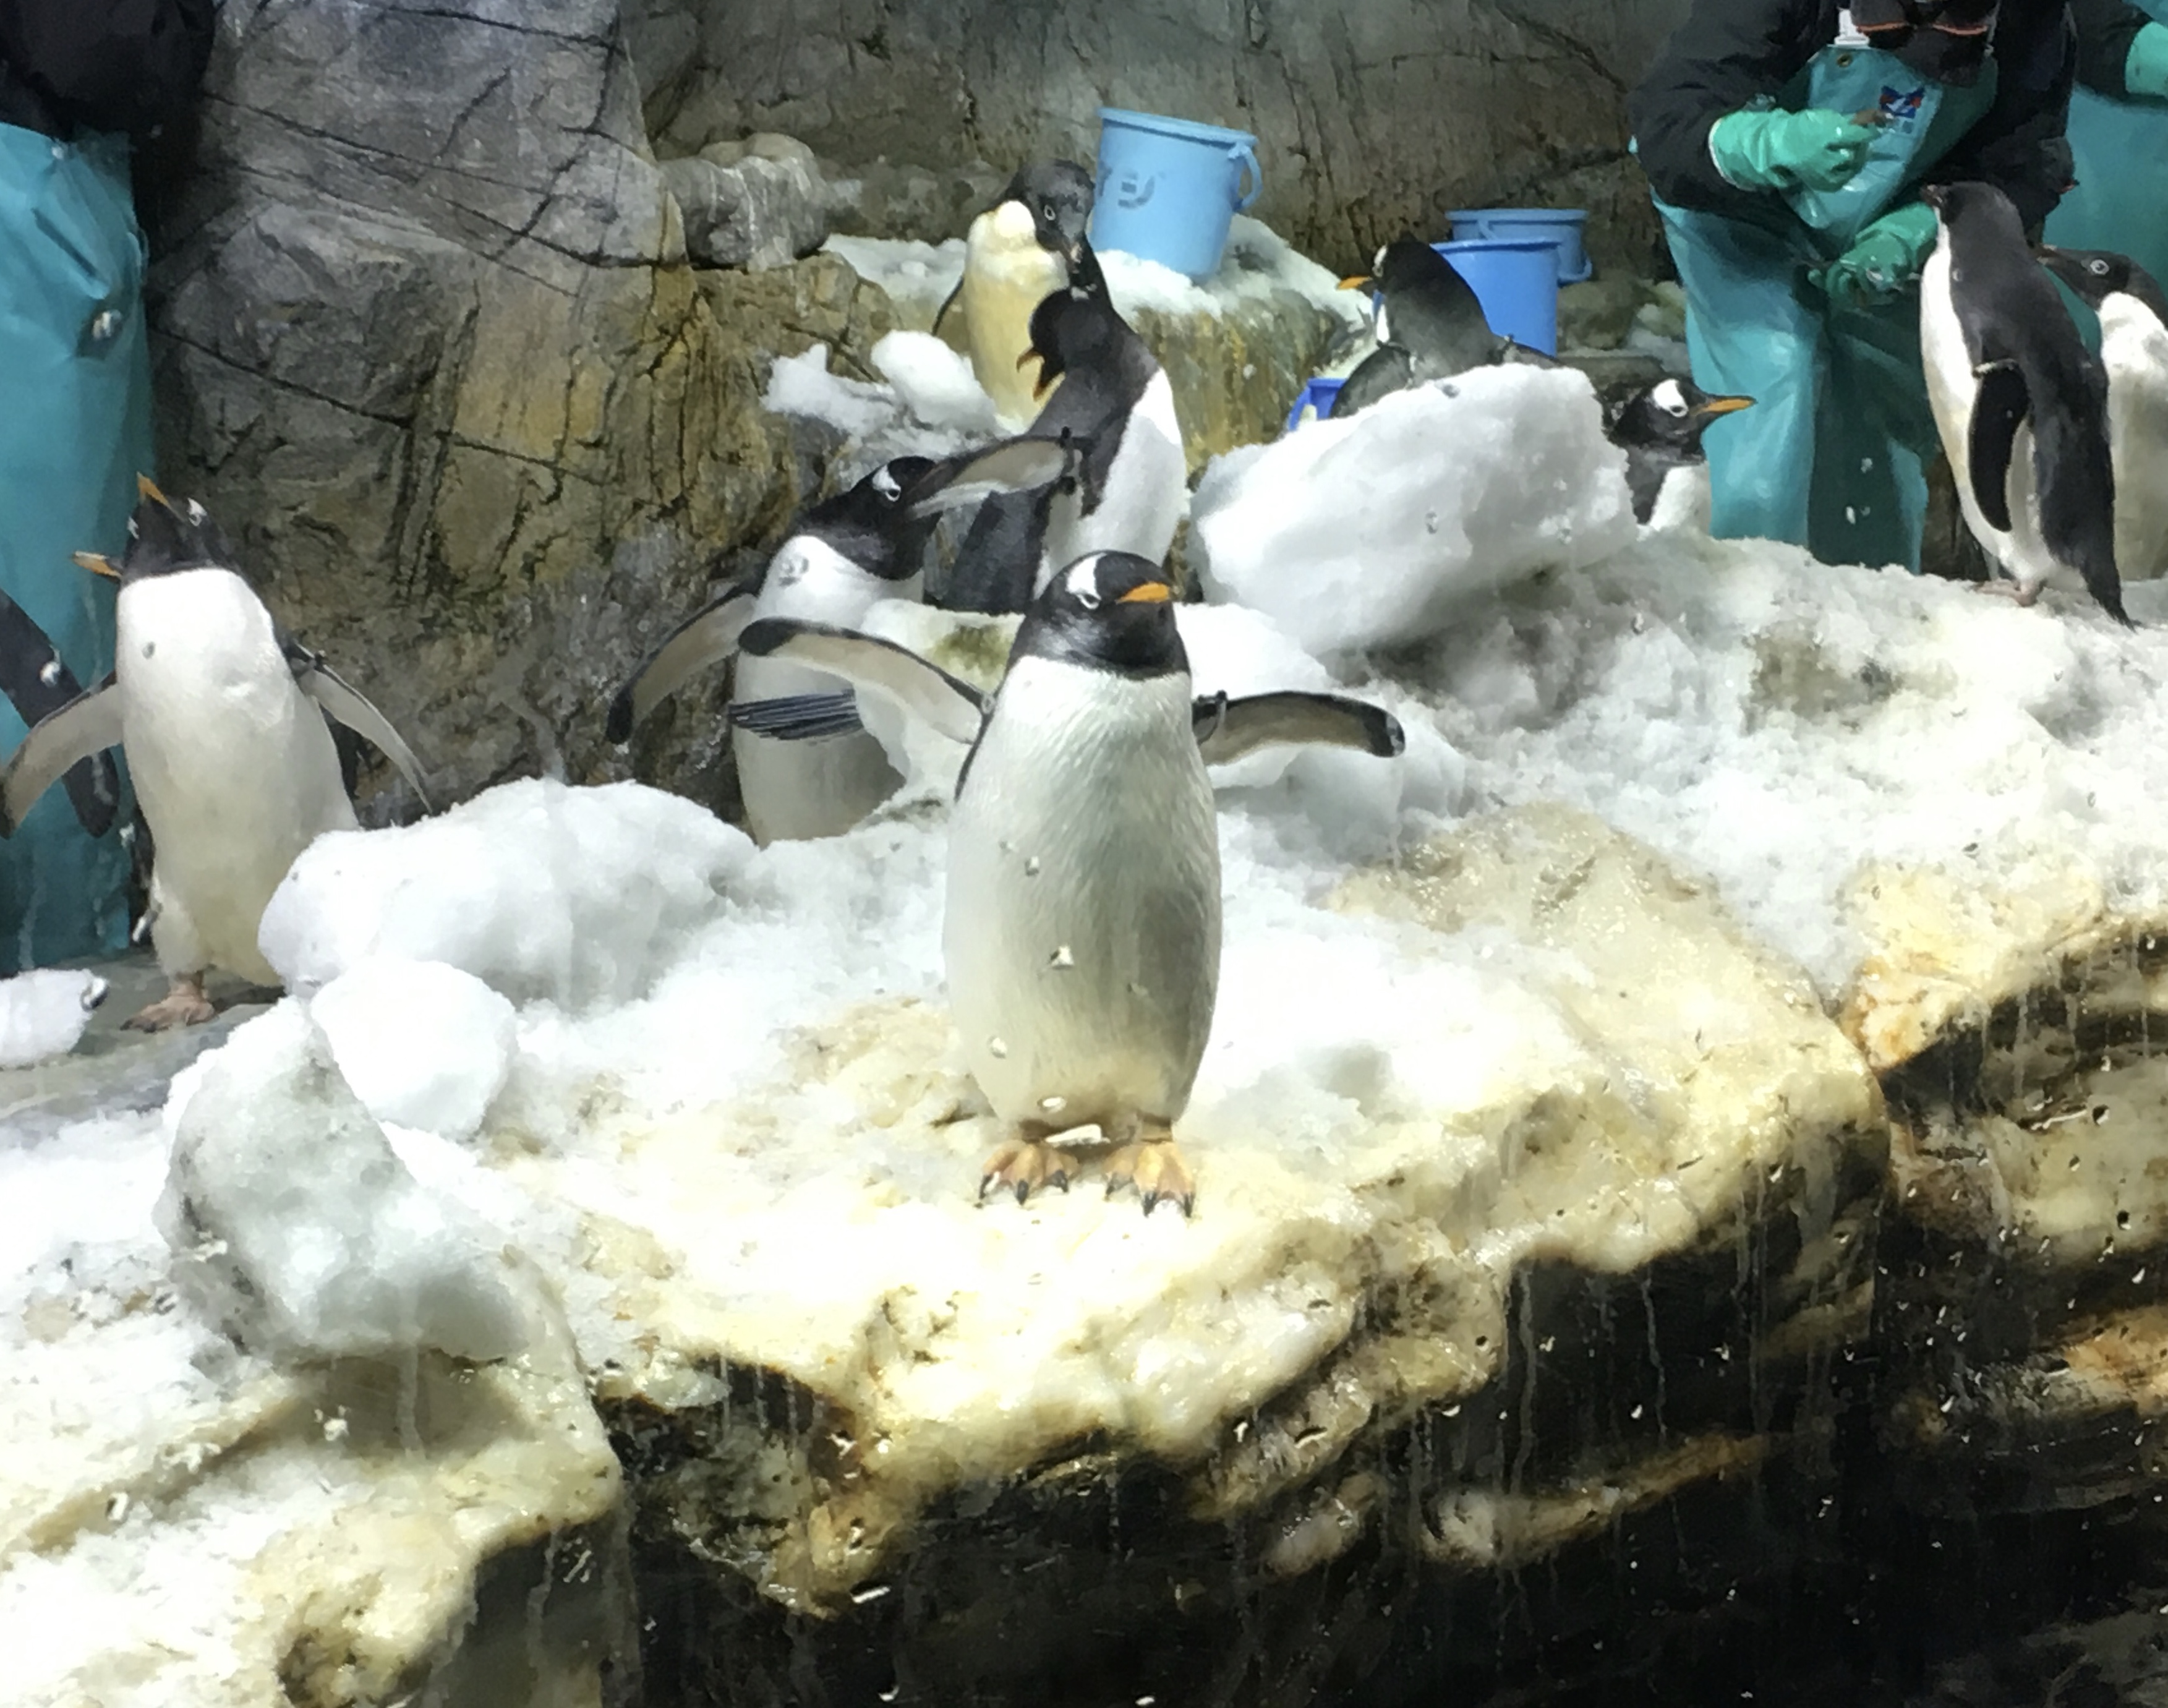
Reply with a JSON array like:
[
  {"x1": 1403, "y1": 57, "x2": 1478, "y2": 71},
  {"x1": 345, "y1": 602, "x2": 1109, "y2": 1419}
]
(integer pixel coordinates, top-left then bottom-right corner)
[
  {"x1": 943, "y1": 286, "x2": 1187, "y2": 615},
  {"x1": 735, "y1": 550, "x2": 1404, "y2": 1217},
  {"x1": 1604, "y1": 377, "x2": 1756, "y2": 528},
  {"x1": 0, "y1": 480, "x2": 431, "y2": 1030},
  {"x1": 2039, "y1": 246, "x2": 2168, "y2": 586},
  {"x1": 1330, "y1": 238, "x2": 1527, "y2": 420},
  {"x1": 608, "y1": 440, "x2": 1074, "y2": 844},
  {"x1": 1917, "y1": 182, "x2": 2128, "y2": 623}
]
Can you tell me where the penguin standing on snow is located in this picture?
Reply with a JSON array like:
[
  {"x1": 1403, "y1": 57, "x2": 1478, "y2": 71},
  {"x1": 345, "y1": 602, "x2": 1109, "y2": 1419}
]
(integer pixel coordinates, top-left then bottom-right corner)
[
  {"x1": 2039, "y1": 247, "x2": 2168, "y2": 586},
  {"x1": 1917, "y1": 182, "x2": 2127, "y2": 623},
  {"x1": 1329, "y1": 239, "x2": 1511, "y2": 420},
  {"x1": 937, "y1": 160, "x2": 1106, "y2": 431},
  {"x1": 0, "y1": 482, "x2": 431, "y2": 1029},
  {"x1": 735, "y1": 550, "x2": 1403, "y2": 1216},
  {"x1": 609, "y1": 440, "x2": 1074, "y2": 843},
  {"x1": 1603, "y1": 377, "x2": 1757, "y2": 528},
  {"x1": 942, "y1": 286, "x2": 1187, "y2": 614}
]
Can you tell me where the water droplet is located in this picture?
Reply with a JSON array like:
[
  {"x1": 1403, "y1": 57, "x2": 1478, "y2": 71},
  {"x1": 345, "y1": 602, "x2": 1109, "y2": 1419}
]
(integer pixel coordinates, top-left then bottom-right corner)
[
  {"x1": 988, "y1": 1036, "x2": 1009, "y2": 1058},
  {"x1": 1024, "y1": 856, "x2": 1041, "y2": 876},
  {"x1": 1039, "y1": 1095, "x2": 1066, "y2": 1113},
  {"x1": 1049, "y1": 945, "x2": 1075, "y2": 969}
]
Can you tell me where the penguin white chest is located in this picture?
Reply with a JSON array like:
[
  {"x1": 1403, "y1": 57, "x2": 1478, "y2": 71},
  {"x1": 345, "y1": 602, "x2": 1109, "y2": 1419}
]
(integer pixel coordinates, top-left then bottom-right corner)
[
  {"x1": 962, "y1": 203, "x2": 1068, "y2": 430},
  {"x1": 944, "y1": 657, "x2": 1220, "y2": 1129},
  {"x1": 1043, "y1": 372, "x2": 1187, "y2": 586},
  {"x1": 118, "y1": 570, "x2": 355, "y2": 984},
  {"x1": 2100, "y1": 298, "x2": 2168, "y2": 582}
]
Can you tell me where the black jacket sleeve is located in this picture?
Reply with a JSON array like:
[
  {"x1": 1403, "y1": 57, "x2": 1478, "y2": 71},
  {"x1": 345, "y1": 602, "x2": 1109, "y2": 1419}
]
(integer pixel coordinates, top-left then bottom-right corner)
[
  {"x1": 2070, "y1": 0, "x2": 2153, "y2": 93},
  {"x1": 0, "y1": 0, "x2": 217, "y2": 138},
  {"x1": 1630, "y1": 0, "x2": 2076, "y2": 232}
]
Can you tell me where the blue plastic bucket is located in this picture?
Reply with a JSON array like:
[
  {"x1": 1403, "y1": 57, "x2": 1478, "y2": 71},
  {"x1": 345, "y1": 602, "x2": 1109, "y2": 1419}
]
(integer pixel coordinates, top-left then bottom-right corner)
[
  {"x1": 1091, "y1": 106, "x2": 1261, "y2": 280},
  {"x1": 1433, "y1": 239, "x2": 1560, "y2": 356},
  {"x1": 1284, "y1": 377, "x2": 1344, "y2": 431},
  {"x1": 1447, "y1": 207, "x2": 1592, "y2": 283}
]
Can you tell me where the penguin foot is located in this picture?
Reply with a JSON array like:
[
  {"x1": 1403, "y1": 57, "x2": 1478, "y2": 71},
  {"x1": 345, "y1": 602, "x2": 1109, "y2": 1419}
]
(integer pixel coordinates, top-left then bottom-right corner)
[
  {"x1": 1971, "y1": 578, "x2": 2042, "y2": 608},
  {"x1": 1104, "y1": 1137, "x2": 1196, "y2": 1219},
  {"x1": 124, "y1": 974, "x2": 216, "y2": 1031},
  {"x1": 979, "y1": 1135, "x2": 1082, "y2": 1206}
]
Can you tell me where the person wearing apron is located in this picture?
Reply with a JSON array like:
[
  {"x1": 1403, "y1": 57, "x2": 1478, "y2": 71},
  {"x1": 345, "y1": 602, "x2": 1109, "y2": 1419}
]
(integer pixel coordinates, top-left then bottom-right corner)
[
  {"x1": 0, "y1": 2, "x2": 216, "y2": 973},
  {"x1": 2052, "y1": 0, "x2": 2168, "y2": 289},
  {"x1": 1629, "y1": 2, "x2": 2078, "y2": 573}
]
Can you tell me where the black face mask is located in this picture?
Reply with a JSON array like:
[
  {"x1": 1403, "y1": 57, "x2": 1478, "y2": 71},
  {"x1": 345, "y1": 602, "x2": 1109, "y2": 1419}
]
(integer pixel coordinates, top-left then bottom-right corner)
[{"x1": 1852, "y1": 0, "x2": 2000, "y2": 85}]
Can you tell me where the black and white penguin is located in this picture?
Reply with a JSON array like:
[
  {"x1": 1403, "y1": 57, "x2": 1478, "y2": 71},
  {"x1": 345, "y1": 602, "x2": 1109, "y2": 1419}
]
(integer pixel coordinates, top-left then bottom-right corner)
[
  {"x1": 2038, "y1": 247, "x2": 2168, "y2": 586},
  {"x1": 609, "y1": 439, "x2": 1073, "y2": 843},
  {"x1": 942, "y1": 288, "x2": 1187, "y2": 614},
  {"x1": 0, "y1": 591, "x2": 119, "y2": 836},
  {"x1": 939, "y1": 160, "x2": 1106, "y2": 430},
  {"x1": 1603, "y1": 377, "x2": 1756, "y2": 527},
  {"x1": 735, "y1": 550, "x2": 1403, "y2": 1216},
  {"x1": 1918, "y1": 182, "x2": 2127, "y2": 623},
  {"x1": 1330, "y1": 239, "x2": 1506, "y2": 420},
  {"x1": 0, "y1": 480, "x2": 431, "y2": 1029}
]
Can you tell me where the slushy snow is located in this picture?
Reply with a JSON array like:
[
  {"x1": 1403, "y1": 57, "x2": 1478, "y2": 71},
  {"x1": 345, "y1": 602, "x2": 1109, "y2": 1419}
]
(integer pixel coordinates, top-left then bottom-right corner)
[
  {"x1": 310, "y1": 959, "x2": 516, "y2": 1141},
  {"x1": 0, "y1": 968, "x2": 108, "y2": 1069}
]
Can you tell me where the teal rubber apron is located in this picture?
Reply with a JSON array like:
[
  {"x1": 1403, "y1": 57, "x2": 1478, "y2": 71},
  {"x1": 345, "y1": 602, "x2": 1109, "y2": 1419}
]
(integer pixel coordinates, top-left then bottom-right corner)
[
  {"x1": 0, "y1": 121, "x2": 148, "y2": 972},
  {"x1": 2047, "y1": 0, "x2": 2168, "y2": 292},
  {"x1": 1649, "y1": 25, "x2": 1995, "y2": 570}
]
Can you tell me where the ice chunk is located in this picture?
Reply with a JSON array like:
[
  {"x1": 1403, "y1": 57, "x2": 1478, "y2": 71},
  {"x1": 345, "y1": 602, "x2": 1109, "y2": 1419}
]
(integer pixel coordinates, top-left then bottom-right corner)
[
  {"x1": 311, "y1": 959, "x2": 518, "y2": 1141},
  {"x1": 0, "y1": 968, "x2": 107, "y2": 1069},
  {"x1": 762, "y1": 343, "x2": 896, "y2": 441},
  {"x1": 871, "y1": 331, "x2": 998, "y2": 433},
  {"x1": 1190, "y1": 366, "x2": 1638, "y2": 655},
  {"x1": 155, "y1": 1004, "x2": 529, "y2": 1363},
  {"x1": 258, "y1": 778, "x2": 753, "y2": 1010}
]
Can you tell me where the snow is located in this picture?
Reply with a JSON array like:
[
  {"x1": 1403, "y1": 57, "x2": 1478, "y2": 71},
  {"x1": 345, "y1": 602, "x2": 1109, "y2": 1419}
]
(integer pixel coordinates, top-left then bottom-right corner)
[
  {"x1": 1190, "y1": 365, "x2": 1640, "y2": 655},
  {"x1": 0, "y1": 968, "x2": 107, "y2": 1069},
  {"x1": 310, "y1": 959, "x2": 516, "y2": 1141},
  {"x1": 871, "y1": 330, "x2": 999, "y2": 433}
]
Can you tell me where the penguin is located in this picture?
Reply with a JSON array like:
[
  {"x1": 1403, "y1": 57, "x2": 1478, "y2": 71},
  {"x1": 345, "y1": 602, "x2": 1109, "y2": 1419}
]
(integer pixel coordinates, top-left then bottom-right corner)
[
  {"x1": 942, "y1": 286, "x2": 1187, "y2": 615},
  {"x1": 1917, "y1": 182, "x2": 2128, "y2": 623},
  {"x1": 0, "y1": 590, "x2": 119, "y2": 836},
  {"x1": 937, "y1": 160, "x2": 1105, "y2": 431},
  {"x1": 2038, "y1": 247, "x2": 2168, "y2": 585},
  {"x1": 0, "y1": 480, "x2": 431, "y2": 1030},
  {"x1": 1329, "y1": 239, "x2": 1508, "y2": 420},
  {"x1": 735, "y1": 550, "x2": 1403, "y2": 1216},
  {"x1": 1602, "y1": 377, "x2": 1756, "y2": 527},
  {"x1": 608, "y1": 438, "x2": 1075, "y2": 843}
]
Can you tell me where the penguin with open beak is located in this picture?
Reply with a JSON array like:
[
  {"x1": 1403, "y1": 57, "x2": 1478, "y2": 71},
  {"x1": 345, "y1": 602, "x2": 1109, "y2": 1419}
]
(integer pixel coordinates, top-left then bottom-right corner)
[{"x1": 734, "y1": 550, "x2": 1404, "y2": 1216}]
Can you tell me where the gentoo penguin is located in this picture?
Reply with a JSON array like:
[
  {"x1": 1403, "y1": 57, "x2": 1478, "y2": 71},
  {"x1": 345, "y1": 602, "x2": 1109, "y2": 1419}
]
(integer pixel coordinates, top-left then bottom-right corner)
[
  {"x1": 1330, "y1": 239, "x2": 1505, "y2": 420},
  {"x1": 938, "y1": 160, "x2": 1105, "y2": 430},
  {"x1": 1917, "y1": 182, "x2": 2128, "y2": 622},
  {"x1": 735, "y1": 550, "x2": 1403, "y2": 1215},
  {"x1": 608, "y1": 439, "x2": 1074, "y2": 843},
  {"x1": 2039, "y1": 247, "x2": 2168, "y2": 584},
  {"x1": 1603, "y1": 377, "x2": 1756, "y2": 527},
  {"x1": 0, "y1": 590, "x2": 119, "y2": 836},
  {"x1": 942, "y1": 287, "x2": 1187, "y2": 614},
  {"x1": 0, "y1": 480, "x2": 431, "y2": 1029}
]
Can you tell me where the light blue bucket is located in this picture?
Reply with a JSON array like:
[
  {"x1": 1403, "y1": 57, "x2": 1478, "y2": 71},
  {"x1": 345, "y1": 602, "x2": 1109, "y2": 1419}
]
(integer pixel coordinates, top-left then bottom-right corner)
[
  {"x1": 1448, "y1": 207, "x2": 1593, "y2": 283},
  {"x1": 1433, "y1": 239, "x2": 1560, "y2": 356},
  {"x1": 1091, "y1": 106, "x2": 1261, "y2": 280}
]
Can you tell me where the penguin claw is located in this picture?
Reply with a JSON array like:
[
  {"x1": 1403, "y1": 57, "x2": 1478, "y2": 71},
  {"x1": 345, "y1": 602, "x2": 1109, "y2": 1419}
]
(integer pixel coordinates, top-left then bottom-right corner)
[
  {"x1": 1104, "y1": 1139, "x2": 1197, "y2": 1219},
  {"x1": 124, "y1": 976, "x2": 216, "y2": 1031},
  {"x1": 978, "y1": 1138, "x2": 1080, "y2": 1207}
]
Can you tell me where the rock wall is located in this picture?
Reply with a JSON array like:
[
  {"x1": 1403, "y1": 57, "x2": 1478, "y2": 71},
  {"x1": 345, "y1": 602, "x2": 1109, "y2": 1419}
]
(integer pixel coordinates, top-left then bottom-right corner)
[{"x1": 633, "y1": 0, "x2": 1691, "y2": 273}]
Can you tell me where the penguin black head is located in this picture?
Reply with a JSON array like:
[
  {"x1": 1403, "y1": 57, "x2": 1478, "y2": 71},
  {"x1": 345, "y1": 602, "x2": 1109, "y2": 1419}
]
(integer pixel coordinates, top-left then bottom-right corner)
[
  {"x1": 1917, "y1": 179, "x2": 2012, "y2": 234},
  {"x1": 1014, "y1": 550, "x2": 1185, "y2": 679},
  {"x1": 1605, "y1": 378, "x2": 1756, "y2": 457},
  {"x1": 1001, "y1": 160, "x2": 1096, "y2": 267},
  {"x1": 77, "y1": 477, "x2": 236, "y2": 584},
  {"x1": 2038, "y1": 246, "x2": 2168, "y2": 322},
  {"x1": 1022, "y1": 287, "x2": 1137, "y2": 399},
  {"x1": 801, "y1": 456, "x2": 944, "y2": 581},
  {"x1": 1338, "y1": 238, "x2": 1456, "y2": 299}
]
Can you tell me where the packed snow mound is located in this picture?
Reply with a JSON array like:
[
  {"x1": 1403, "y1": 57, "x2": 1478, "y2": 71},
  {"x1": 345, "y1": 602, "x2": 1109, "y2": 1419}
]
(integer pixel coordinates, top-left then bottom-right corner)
[
  {"x1": 871, "y1": 331, "x2": 999, "y2": 434},
  {"x1": 1190, "y1": 365, "x2": 1639, "y2": 655},
  {"x1": 763, "y1": 343, "x2": 993, "y2": 477},
  {"x1": 311, "y1": 959, "x2": 518, "y2": 1142},
  {"x1": 156, "y1": 1004, "x2": 529, "y2": 1364},
  {"x1": 258, "y1": 778, "x2": 752, "y2": 1011},
  {"x1": 0, "y1": 967, "x2": 107, "y2": 1069}
]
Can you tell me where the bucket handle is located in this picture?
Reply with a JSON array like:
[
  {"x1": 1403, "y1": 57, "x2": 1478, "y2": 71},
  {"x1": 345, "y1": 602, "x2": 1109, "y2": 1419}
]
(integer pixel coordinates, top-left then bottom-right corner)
[{"x1": 1229, "y1": 138, "x2": 1261, "y2": 211}]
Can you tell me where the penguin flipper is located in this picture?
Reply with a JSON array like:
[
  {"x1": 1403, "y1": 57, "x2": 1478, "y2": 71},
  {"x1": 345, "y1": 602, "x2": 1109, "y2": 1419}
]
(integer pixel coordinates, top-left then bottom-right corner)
[
  {"x1": 904, "y1": 437, "x2": 1078, "y2": 518},
  {"x1": 1968, "y1": 360, "x2": 2030, "y2": 534},
  {"x1": 0, "y1": 679, "x2": 122, "y2": 839},
  {"x1": 606, "y1": 583, "x2": 758, "y2": 743},
  {"x1": 1328, "y1": 346, "x2": 1415, "y2": 420},
  {"x1": 292, "y1": 658, "x2": 435, "y2": 811},
  {"x1": 931, "y1": 278, "x2": 965, "y2": 344},
  {"x1": 1195, "y1": 691, "x2": 1406, "y2": 766},
  {"x1": 738, "y1": 618, "x2": 988, "y2": 745},
  {"x1": 727, "y1": 691, "x2": 866, "y2": 742},
  {"x1": 0, "y1": 592, "x2": 121, "y2": 836}
]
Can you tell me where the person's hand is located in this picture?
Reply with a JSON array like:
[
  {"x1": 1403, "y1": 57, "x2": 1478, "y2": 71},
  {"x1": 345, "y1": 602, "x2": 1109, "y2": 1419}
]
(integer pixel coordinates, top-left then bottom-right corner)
[
  {"x1": 1806, "y1": 202, "x2": 1940, "y2": 308},
  {"x1": 1709, "y1": 107, "x2": 1882, "y2": 193},
  {"x1": 2128, "y1": 21, "x2": 2168, "y2": 101}
]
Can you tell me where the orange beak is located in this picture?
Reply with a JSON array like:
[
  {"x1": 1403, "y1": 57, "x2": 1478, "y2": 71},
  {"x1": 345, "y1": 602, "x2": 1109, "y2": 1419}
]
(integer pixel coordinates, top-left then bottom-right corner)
[
  {"x1": 74, "y1": 552, "x2": 120, "y2": 579},
  {"x1": 135, "y1": 472, "x2": 168, "y2": 505},
  {"x1": 1336, "y1": 275, "x2": 1372, "y2": 291},
  {"x1": 1117, "y1": 581, "x2": 1173, "y2": 605},
  {"x1": 1696, "y1": 395, "x2": 1755, "y2": 417}
]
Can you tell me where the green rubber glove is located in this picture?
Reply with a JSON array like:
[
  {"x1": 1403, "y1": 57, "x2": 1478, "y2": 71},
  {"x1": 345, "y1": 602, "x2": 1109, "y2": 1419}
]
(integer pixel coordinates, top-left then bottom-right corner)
[
  {"x1": 1708, "y1": 107, "x2": 1881, "y2": 193},
  {"x1": 2128, "y1": 21, "x2": 2168, "y2": 101},
  {"x1": 1807, "y1": 202, "x2": 1940, "y2": 307}
]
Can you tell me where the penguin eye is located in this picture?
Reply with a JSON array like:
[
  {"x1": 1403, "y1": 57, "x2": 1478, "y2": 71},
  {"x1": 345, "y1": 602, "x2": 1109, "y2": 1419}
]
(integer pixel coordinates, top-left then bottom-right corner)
[
  {"x1": 1042, "y1": 200, "x2": 1057, "y2": 220},
  {"x1": 1073, "y1": 586, "x2": 1102, "y2": 610},
  {"x1": 2089, "y1": 258, "x2": 2109, "y2": 275}
]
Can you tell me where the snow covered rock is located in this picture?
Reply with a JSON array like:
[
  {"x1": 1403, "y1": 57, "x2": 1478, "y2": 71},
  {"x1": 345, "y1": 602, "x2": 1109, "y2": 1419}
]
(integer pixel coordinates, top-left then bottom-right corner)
[
  {"x1": 1191, "y1": 365, "x2": 1639, "y2": 655},
  {"x1": 310, "y1": 959, "x2": 518, "y2": 1141},
  {"x1": 156, "y1": 1005, "x2": 530, "y2": 1364},
  {"x1": 258, "y1": 777, "x2": 753, "y2": 1010},
  {"x1": 0, "y1": 968, "x2": 107, "y2": 1069}
]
